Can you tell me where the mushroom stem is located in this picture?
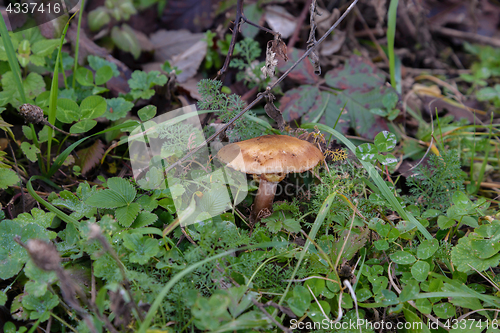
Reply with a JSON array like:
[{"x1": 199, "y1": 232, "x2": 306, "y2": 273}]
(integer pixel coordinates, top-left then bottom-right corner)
[{"x1": 250, "y1": 178, "x2": 278, "y2": 224}]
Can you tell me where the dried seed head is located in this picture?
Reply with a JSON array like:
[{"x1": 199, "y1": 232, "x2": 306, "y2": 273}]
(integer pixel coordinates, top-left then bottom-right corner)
[
  {"x1": 26, "y1": 239, "x2": 61, "y2": 271},
  {"x1": 19, "y1": 103, "x2": 45, "y2": 124}
]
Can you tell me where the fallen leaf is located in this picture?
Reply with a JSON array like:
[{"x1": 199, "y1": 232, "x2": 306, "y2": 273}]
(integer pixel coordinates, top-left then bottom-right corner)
[
  {"x1": 76, "y1": 140, "x2": 105, "y2": 175},
  {"x1": 149, "y1": 30, "x2": 207, "y2": 83},
  {"x1": 278, "y1": 48, "x2": 319, "y2": 84},
  {"x1": 264, "y1": 6, "x2": 297, "y2": 39}
]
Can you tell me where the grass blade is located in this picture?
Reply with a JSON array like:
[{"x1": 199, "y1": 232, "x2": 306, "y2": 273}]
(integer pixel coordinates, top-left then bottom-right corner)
[
  {"x1": 47, "y1": 12, "x2": 78, "y2": 173},
  {"x1": 277, "y1": 191, "x2": 337, "y2": 309},
  {"x1": 387, "y1": 0, "x2": 399, "y2": 91}
]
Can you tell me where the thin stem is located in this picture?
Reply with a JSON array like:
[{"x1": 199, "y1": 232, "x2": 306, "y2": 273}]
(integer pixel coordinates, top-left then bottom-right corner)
[{"x1": 73, "y1": 0, "x2": 86, "y2": 89}]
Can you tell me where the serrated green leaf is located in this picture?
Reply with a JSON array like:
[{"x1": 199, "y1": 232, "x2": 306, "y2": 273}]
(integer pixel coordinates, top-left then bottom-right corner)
[
  {"x1": 103, "y1": 97, "x2": 134, "y2": 121},
  {"x1": 107, "y1": 177, "x2": 136, "y2": 203},
  {"x1": 21, "y1": 141, "x2": 40, "y2": 162},
  {"x1": 22, "y1": 291, "x2": 59, "y2": 321},
  {"x1": 88, "y1": 8, "x2": 111, "y2": 31},
  {"x1": 116, "y1": 203, "x2": 140, "y2": 227},
  {"x1": 123, "y1": 234, "x2": 159, "y2": 264},
  {"x1": 0, "y1": 221, "x2": 56, "y2": 279},
  {"x1": 88, "y1": 55, "x2": 119, "y2": 77},
  {"x1": 283, "y1": 218, "x2": 300, "y2": 233},
  {"x1": 86, "y1": 189, "x2": 129, "y2": 208},
  {"x1": 14, "y1": 208, "x2": 55, "y2": 228},
  {"x1": 31, "y1": 39, "x2": 60, "y2": 57},
  {"x1": 400, "y1": 279, "x2": 420, "y2": 302},
  {"x1": 451, "y1": 234, "x2": 500, "y2": 272},
  {"x1": 130, "y1": 212, "x2": 158, "y2": 228},
  {"x1": 0, "y1": 168, "x2": 20, "y2": 189}
]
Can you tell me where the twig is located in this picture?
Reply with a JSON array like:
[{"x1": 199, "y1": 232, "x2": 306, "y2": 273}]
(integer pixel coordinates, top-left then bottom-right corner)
[
  {"x1": 354, "y1": 6, "x2": 389, "y2": 66},
  {"x1": 250, "y1": 297, "x2": 292, "y2": 333},
  {"x1": 165, "y1": 0, "x2": 359, "y2": 175},
  {"x1": 430, "y1": 26, "x2": 500, "y2": 48},
  {"x1": 216, "y1": 0, "x2": 244, "y2": 79},
  {"x1": 288, "y1": 0, "x2": 313, "y2": 48}
]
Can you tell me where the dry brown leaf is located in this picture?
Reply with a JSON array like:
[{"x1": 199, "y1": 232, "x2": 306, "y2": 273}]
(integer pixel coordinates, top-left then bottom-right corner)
[
  {"x1": 264, "y1": 6, "x2": 297, "y2": 39},
  {"x1": 76, "y1": 139, "x2": 105, "y2": 175}
]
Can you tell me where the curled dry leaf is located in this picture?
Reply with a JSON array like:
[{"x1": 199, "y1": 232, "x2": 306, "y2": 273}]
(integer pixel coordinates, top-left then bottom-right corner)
[
  {"x1": 261, "y1": 35, "x2": 288, "y2": 79},
  {"x1": 261, "y1": 91, "x2": 285, "y2": 130}
]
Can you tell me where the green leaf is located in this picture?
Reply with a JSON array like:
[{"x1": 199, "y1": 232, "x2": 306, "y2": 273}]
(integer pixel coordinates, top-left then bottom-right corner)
[
  {"x1": 80, "y1": 95, "x2": 107, "y2": 119},
  {"x1": 433, "y1": 302, "x2": 455, "y2": 319},
  {"x1": 374, "y1": 131, "x2": 397, "y2": 152},
  {"x1": 287, "y1": 285, "x2": 311, "y2": 317},
  {"x1": 355, "y1": 143, "x2": 377, "y2": 163},
  {"x1": 128, "y1": 70, "x2": 167, "y2": 100},
  {"x1": 415, "y1": 298, "x2": 432, "y2": 314},
  {"x1": 21, "y1": 142, "x2": 40, "y2": 162},
  {"x1": 116, "y1": 203, "x2": 141, "y2": 227},
  {"x1": 451, "y1": 233, "x2": 500, "y2": 272},
  {"x1": 283, "y1": 218, "x2": 300, "y2": 233},
  {"x1": 390, "y1": 251, "x2": 416, "y2": 265},
  {"x1": 403, "y1": 307, "x2": 431, "y2": 333},
  {"x1": 265, "y1": 217, "x2": 282, "y2": 233},
  {"x1": 95, "y1": 65, "x2": 113, "y2": 86},
  {"x1": 69, "y1": 119, "x2": 97, "y2": 134},
  {"x1": 137, "y1": 105, "x2": 157, "y2": 122},
  {"x1": 22, "y1": 291, "x2": 59, "y2": 321},
  {"x1": 111, "y1": 24, "x2": 141, "y2": 59},
  {"x1": 308, "y1": 301, "x2": 330, "y2": 323},
  {"x1": 14, "y1": 208, "x2": 55, "y2": 228},
  {"x1": 400, "y1": 279, "x2": 420, "y2": 302},
  {"x1": 107, "y1": 177, "x2": 136, "y2": 203},
  {"x1": 130, "y1": 212, "x2": 158, "y2": 228},
  {"x1": 56, "y1": 98, "x2": 80, "y2": 123},
  {"x1": 0, "y1": 221, "x2": 56, "y2": 279},
  {"x1": 304, "y1": 278, "x2": 325, "y2": 297},
  {"x1": 24, "y1": 260, "x2": 58, "y2": 297},
  {"x1": 31, "y1": 39, "x2": 60, "y2": 57},
  {"x1": 86, "y1": 189, "x2": 129, "y2": 208},
  {"x1": 380, "y1": 289, "x2": 399, "y2": 305},
  {"x1": 0, "y1": 168, "x2": 19, "y2": 189},
  {"x1": 76, "y1": 67, "x2": 94, "y2": 86},
  {"x1": 88, "y1": 8, "x2": 111, "y2": 31},
  {"x1": 376, "y1": 153, "x2": 398, "y2": 166},
  {"x1": 382, "y1": 91, "x2": 398, "y2": 109},
  {"x1": 438, "y1": 215, "x2": 455, "y2": 229},
  {"x1": 417, "y1": 239, "x2": 439, "y2": 259},
  {"x1": 374, "y1": 239, "x2": 389, "y2": 250},
  {"x1": 103, "y1": 97, "x2": 134, "y2": 121},
  {"x1": 123, "y1": 234, "x2": 159, "y2": 264},
  {"x1": 88, "y1": 55, "x2": 120, "y2": 77},
  {"x1": 411, "y1": 261, "x2": 430, "y2": 282},
  {"x1": 0, "y1": 290, "x2": 6, "y2": 306}
]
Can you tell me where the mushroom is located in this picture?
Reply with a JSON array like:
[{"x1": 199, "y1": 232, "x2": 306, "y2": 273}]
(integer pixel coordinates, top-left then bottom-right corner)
[{"x1": 217, "y1": 135, "x2": 324, "y2": 223}]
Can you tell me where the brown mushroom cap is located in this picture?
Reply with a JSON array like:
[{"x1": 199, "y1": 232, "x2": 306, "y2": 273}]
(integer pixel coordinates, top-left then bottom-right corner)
[{"x1": 217, "y1": 135, "x2": 324, "y2": 175}]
